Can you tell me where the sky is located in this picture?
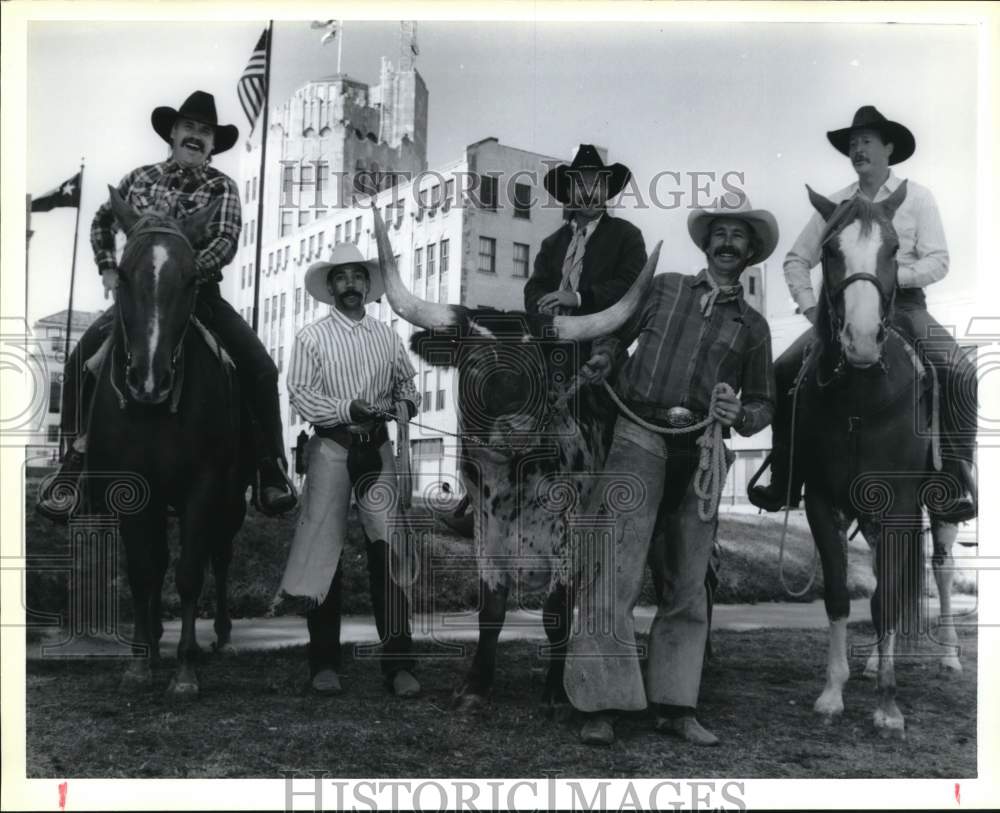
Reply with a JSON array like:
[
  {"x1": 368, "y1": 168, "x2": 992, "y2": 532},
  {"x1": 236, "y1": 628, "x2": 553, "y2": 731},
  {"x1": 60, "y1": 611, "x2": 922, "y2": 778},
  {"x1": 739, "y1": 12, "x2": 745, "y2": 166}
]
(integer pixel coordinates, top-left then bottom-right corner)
[{"x1": 21, "y1": 17, "x2": 981, "y2": 328}]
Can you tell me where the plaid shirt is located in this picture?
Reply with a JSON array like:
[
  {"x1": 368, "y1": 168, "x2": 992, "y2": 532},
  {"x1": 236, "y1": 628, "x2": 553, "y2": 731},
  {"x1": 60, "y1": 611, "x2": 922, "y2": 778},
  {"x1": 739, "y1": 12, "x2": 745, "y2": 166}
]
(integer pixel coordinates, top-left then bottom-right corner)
[
  {"x1": 90, "y1": 159, "x2": 241, "y2": 284},
  {"x1": 594, "y1": 270, "x2": 775, "y2": 436}
]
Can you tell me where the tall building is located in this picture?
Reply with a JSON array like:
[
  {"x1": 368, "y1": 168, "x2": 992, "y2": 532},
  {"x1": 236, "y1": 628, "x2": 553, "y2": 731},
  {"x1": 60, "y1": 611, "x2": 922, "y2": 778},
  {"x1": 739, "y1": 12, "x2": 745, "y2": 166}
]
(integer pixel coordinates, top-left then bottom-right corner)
[
  {"x1": 26, "y1": 309, "x2": 102, "y2": 465},
  {"x1": 231, "y1": 47, "x2": 565, "y2": 495}
]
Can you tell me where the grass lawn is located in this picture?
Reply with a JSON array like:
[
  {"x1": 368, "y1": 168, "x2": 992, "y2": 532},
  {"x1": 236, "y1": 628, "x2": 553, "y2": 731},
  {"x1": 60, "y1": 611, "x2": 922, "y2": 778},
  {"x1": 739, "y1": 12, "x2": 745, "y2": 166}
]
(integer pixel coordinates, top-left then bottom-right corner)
[
  {"x1": 25, "y1": 624, "x2": 977, "y2": 778},
  {"x1": 24, "y1": 475, "x2": 880, "y2": 630}
]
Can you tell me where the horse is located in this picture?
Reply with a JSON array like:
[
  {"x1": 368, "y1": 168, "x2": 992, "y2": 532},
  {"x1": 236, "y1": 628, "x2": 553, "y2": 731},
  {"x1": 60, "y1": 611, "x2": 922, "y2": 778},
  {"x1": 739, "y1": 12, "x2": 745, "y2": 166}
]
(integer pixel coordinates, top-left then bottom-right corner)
[
  {"x1": 82, "y1": 186, "x2": 250, "y2": 696},
  {"x1": 793, "y1": 181, "x2": 963, "y2": 737}
]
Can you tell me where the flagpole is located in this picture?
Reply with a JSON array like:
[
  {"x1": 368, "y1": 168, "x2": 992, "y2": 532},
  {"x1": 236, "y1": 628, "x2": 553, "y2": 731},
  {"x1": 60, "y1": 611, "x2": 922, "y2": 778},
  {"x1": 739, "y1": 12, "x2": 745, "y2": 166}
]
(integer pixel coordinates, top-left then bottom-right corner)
[
  {"x1": 26, "y1": 194, "x2": 33, "y2": 326},
  {"x1": 63, "y1": 158, "x2": 85, "y2": 364},
  {"x1": 337, "y1": 20, "x2": 343, "y2": 74},
  {"x1": 250, "y1": 20, "x2": 273, "y2": 333}
]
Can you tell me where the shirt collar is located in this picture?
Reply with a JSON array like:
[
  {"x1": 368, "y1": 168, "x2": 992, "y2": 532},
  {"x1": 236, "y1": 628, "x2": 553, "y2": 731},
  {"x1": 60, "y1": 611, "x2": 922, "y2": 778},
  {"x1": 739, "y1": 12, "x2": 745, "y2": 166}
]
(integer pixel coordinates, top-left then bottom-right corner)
[
  {"x1": 162, "y1": 158, "x2": 210, "y2": 183},
  {"x1": 848, "y1": 169, "x2": 901, "y2": 200},
  {"x1": 688, "y1": 269, "x2": 748, "y2": 313},
  {"x1": 329, "y1": 306, "x2": 374, "y2": 331},
  {"x1": 569, "y1": 211, "x2": 604, "y2": 235}
]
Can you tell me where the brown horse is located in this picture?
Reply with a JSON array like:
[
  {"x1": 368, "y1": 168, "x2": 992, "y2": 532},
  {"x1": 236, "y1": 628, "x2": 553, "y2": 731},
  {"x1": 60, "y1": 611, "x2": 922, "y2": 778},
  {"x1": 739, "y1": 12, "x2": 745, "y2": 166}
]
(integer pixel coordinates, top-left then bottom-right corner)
[
  {"x1": 83, "y1": 187, "x2": 250, "y2": 696},
  {"x1": 795, "y1": 182, "x2": 961, "y2": 737}
]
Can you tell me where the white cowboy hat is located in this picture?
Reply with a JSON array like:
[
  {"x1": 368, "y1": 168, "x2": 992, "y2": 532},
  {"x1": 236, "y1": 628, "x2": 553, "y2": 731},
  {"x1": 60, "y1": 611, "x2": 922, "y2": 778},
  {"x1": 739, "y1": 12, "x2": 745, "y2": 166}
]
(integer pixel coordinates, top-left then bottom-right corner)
[
  {"x1": 687, "y1": 196, "x2": 780, "y2": 265},
  {"x1": 304, "y1": 243, "x2": 384, "y2": 305}
]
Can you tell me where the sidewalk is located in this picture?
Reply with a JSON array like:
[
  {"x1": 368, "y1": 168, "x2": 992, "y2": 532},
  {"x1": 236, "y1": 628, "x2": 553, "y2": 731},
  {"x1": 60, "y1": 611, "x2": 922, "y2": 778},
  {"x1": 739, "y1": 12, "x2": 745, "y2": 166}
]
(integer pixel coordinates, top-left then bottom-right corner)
[{"x1": 27, "y1": 595, "x2": 978, "y2": 659}]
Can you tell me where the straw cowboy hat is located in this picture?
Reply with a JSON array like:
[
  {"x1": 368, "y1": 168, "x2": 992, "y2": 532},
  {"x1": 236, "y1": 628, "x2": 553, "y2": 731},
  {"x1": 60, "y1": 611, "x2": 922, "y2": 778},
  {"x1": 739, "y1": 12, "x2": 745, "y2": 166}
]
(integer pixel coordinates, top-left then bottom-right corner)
[
  {"x1": 304, "y1": 243, "x2": 384, "y2": 305},
  {"x1": 151, "y1": 91, "x2": 240, "y2": 155},
  {"x1": 543, "y1": 144, "x2": 632, "y2": 205},
  {"x1": 687, "y1": 196, "x2": 780, "y2": 265},
  {"x1": 826, "y1": 105, "x2": 915, "y2": 165}
]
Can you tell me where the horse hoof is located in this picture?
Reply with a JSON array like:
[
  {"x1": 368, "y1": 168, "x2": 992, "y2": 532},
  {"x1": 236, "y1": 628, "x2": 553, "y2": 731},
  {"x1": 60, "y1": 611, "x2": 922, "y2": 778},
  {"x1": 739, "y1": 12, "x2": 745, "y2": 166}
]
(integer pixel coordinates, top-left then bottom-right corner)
[
  {"x1": 873, "y1": 709, "x2": 905, "y2": 740},
  {"x1": 213, "y1": 642, "x2": 238, "y2": 658},
  {"x1": 167, "y1": 676, "x2": 199, "y2": 698},
  {"x1": 813, "y1": 693, "x2": 844, "y2": 719},
  {"x1": 549, "y1": 702, "x2": 574, "y2": 724}
]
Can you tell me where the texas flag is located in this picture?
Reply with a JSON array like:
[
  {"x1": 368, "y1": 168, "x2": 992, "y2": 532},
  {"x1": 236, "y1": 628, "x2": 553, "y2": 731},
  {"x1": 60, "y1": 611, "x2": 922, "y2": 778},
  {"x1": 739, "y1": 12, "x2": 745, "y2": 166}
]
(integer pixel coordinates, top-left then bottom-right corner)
[{"x1": 31, "y1": 173, "x2": 81, "y2": 212}]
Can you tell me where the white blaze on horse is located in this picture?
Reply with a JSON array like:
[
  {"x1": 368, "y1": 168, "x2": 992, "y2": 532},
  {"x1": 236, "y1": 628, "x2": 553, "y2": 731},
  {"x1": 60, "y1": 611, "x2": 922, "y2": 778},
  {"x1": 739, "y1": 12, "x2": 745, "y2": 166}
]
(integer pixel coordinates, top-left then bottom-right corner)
[{"x1": 797, "y1": 182, "x2": 963, "y2": 739}]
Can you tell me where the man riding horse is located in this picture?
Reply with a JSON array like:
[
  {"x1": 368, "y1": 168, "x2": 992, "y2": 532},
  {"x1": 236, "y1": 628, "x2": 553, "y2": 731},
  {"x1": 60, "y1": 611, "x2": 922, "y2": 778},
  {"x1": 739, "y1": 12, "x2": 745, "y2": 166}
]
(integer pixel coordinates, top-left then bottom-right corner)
[
  {"x1": 749, "y1": 105, "x2": 977, "y2": 523},
  {"x1": 37, "y1": 90, "x2": 296, "y2": 521}
]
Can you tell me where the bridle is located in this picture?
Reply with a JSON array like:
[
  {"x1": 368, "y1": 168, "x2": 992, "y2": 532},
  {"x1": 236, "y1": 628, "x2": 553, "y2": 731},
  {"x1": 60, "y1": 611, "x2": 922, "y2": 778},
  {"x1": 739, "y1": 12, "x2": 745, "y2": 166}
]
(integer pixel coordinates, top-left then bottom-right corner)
[
  {"x1": 818, "y1": 202, "x2": 898, "y2": 383},
  {"x1": 116, "y1": 217, "x2": 198, "y2": 392}
]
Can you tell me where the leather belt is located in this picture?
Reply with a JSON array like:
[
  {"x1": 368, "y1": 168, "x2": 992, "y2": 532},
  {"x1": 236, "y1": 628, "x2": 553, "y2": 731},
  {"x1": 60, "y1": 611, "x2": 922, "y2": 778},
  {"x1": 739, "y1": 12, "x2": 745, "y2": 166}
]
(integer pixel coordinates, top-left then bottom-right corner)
[
  {"x1": 315, "y1": 422, "x2": 388, "y2": 450},
  {"x1": 625, "y1": 402, "x2": 706, "y2": 429}
]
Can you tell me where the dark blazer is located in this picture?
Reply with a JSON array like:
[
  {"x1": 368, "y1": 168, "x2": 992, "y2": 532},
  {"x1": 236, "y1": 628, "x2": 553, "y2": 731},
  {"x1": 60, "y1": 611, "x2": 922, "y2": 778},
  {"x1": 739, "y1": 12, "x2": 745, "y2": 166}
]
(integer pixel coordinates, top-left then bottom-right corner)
[{"x1": 524, "y1": 213, "x2": 647, "y2": 315}]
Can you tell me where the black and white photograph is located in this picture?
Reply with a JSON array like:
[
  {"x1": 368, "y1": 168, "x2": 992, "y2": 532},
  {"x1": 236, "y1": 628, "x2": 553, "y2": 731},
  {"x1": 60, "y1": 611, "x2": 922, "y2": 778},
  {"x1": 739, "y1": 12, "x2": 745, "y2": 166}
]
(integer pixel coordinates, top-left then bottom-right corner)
[{"x1": 2, "y1": 2, "x2": 998, "y2": 810}]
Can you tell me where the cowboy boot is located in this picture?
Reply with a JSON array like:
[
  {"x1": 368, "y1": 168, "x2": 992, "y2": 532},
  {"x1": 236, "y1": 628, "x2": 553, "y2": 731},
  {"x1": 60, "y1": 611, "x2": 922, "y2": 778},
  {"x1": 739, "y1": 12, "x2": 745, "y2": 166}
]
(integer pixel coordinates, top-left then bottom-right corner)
[
  {"x1": 748, "y1": 439, "x2": 801, "y2": 512},
  {"x1": 36, "y1": 441, "x2": 86, "y2": 524},
  {"x1": 252, "y1": 379, "x2": 297, "y2": 517},
  {"x1": 933, "y1": 459, "x2": 977, "y2": 524}
]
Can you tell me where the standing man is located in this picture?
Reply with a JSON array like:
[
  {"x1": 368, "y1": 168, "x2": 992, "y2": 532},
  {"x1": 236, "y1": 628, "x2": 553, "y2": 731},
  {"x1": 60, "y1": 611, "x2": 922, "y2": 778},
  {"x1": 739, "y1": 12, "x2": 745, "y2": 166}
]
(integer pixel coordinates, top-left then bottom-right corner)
[
  {"x1": 279, "y1": 243, "x2": 421, "y2": 698},
  {"x1": 749, "y1": 106, "x2": 977, "y2": 522},
  {"x1": 565, "y1": 198, "x2": 778, "y2": 747},
  {"x1": 524, "y1": 144, "x2": 647, "y2": 318},
  {"x1": 37, "y1": 90, "x2": 296, "y2": 520}
]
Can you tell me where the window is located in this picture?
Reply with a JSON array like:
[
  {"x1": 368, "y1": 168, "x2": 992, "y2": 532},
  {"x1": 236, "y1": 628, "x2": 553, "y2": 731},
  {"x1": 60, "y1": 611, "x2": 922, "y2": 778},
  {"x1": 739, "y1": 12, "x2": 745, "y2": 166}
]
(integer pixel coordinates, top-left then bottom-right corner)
[
  {"x1": 335, "y1": 224, "x2": 342, "y2": 244},
  {"x1": 395, "y1": 199, "x2": 405, "y2": 226},
  {"x1": 513, "y1": 242, "x2": 530, "y2": 278},
  {"x1": 298, "y1": 210, "x2": 310, "y2": 227},
  {"x1": 300, "y1": 163, "x2": 315, "y2": 204},
  {"x1": 384, "y1": 204, "x2": 392, "y2": 224},
  {"x1": 478, "y1": 175, "x2": 498, "y2": 211},
  {"x1": 249, "y1": 219, "x2": 255, "y2": 243},
  {"x1": 48, "y1": 372, "x2": 61, "y2": 413},
  {"x1": 514, "y1": 182, "x2": 532, "y2": 219},
  {"x1": 318, "y1": 231, "x2": 325, "y2": 254},
  {"x1": 445, "y1": 178, "x2": 455, "y2": 207},
  {"x1": 280, "y1": 292, "x2": 286, "y2": 321},
  {"x1": 281, "y1": 211, "x2": 293, "y2": 237},
  {"x1": 284, "y1": 246, "x2": 290, "y2": 266},
  {"x1": 263, "y1": 298, "x2": 270, "y2": 328},
  {"x1": 436, "y1": 368, "x2": 445, "y2": 411},
  {"x1": 426, "y1": 243, "x2": 437, "y2": 303},
  {"x1": 299, "y1": 239, "x2": 306, "y2": 262},
  {"x1": 478, "y1": 236, "x2": 496, "y2": 273},
  {"x1": 315, "y1": 162, "x2": 328, "y2": 209},
  {"x1": 748, "y1": 276, "x2": 756, "y2": 296},
  {"x1": 252, "y1": 175, "x2": 257, "y2": 202},
  {"x1": 240, "y1": 265, "x2": 246, "y2": 289},
  {"x1": 245, "y1": 179, "x2": 251, "y2": 203},
  {"x1": 414, "y1": 247, "x2": 423, "y2": 280},
  {"x1": 422, "y1": 370, "x2": 432, "y2": 410},
  {"x1": 278, "y1": 345, "x2": 284, "y2": 373},
  {"x1": 47, "y1": 424, "x2": 60, "y2": 443},
  {"x1": 268, "y1": 252, "x2": 274, "y2": 274},
  {"x1": 308, "y1": 235, "x2": 316, "y2": 259},
  {"x1": 430, "y1": 184, "x2": 441, "y2": 208},
  {"x1": 295, "y1": 286, "x2": 302, "y2": 316},
  {"x1": 344, "y1": 220, "x2": 352, "y2": 243},
  {"x1": 354, "y1": 215, "x2": 362, "y2": 243},
  {"x1": 439, "y1": 239, "x2": 450, "y2": 302},
  {"x1": 48, "y1": 329, "x2": 62, "y2": 353},
  {"x1": 282, "y1": 164, "x2": 295, "y2": 205}
]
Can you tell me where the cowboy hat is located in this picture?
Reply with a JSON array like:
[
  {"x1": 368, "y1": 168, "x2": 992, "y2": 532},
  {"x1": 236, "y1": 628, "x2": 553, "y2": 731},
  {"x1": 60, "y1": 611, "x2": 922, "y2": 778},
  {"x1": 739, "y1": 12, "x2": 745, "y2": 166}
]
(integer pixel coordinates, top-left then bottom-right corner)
[
  {"x1": 304, "y1": 243, "x2": 384, "y2": 305},
  {"x1": 687, "y1": 196, "x2": 780, "y2": 265},
  {"x1": 826, "y1": 105, "x2": 915, "y2": 165},
  {"x1": 151, "y1": 91, "x2": 240, "y2": 155},
  {"x1": 543, "y1": 144, "x2": 632, "y2": 205}
]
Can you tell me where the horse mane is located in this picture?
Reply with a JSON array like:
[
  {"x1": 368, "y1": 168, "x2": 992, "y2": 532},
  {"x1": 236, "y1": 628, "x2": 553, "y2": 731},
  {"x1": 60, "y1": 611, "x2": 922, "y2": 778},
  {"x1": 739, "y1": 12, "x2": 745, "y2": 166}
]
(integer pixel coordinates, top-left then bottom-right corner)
[{"x1": 119, "y1": 211, "x2": 194, "y2": 273}]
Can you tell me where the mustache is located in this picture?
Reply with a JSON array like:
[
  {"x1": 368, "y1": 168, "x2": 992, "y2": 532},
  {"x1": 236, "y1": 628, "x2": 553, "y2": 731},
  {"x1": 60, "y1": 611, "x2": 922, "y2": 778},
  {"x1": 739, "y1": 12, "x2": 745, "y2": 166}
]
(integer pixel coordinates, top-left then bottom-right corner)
[
  {"x1": 338, "y1": 290, "x2": 362, "y2": 300},
  {"x1": 713, "y1": 246, "x2": 741, "y2": 257}
]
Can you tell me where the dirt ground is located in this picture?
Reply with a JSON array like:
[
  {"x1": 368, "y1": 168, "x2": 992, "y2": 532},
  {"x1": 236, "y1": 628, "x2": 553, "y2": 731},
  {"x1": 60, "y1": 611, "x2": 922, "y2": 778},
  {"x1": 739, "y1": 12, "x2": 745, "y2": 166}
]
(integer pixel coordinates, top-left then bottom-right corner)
[{"x1": 25, "y1": 624, "x2": 976, "y2": 779}]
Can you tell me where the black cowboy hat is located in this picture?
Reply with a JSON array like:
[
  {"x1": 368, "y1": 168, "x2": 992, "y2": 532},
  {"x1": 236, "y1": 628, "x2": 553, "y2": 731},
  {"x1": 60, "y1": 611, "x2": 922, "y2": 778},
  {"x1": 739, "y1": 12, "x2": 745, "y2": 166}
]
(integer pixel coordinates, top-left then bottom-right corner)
[
  {"x1": 826, "y1": 105, "x2": 915, "y2": 165},
  {"x1": 151, "y1": 91, "x2": 239, "y2": 155},
  {"x1": 543, "y1": 144, "x2": 632, "y2": 205}
]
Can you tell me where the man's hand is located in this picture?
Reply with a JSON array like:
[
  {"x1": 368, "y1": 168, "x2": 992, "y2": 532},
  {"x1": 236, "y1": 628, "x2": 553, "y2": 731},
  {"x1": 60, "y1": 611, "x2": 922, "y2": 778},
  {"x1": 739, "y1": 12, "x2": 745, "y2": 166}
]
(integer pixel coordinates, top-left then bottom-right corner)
[
  {"x1": 102, "y1": 269, "x2": 119, "y2": 299},
  {"x1": 349, "y1": 399, "x2": 377, "y2": 423},
  {"x1": 537, "y1": 290, "x2": 579, "y2": 315},
  {"x1": 579, "y1": 351, "x2": 613, "y2": 385},
  {"x1": 803, "y1": 306, "x2": 817, "y2": 326},
  {"x1": 710, "y1": 383, "x2": 743, "y2": 428}
]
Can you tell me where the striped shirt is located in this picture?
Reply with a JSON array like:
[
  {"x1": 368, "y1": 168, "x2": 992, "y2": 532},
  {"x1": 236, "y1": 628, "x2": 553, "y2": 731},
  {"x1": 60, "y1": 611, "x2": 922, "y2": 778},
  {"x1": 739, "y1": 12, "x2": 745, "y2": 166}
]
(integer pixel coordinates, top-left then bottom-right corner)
[
  {"x1": 594, "y1": 270, "x2": 775, "y2": 436},
  {"x1": 91, "y1": 160, "x2": 241, "y2": 284},
  {"x1": 287, "y1": 308, "x2": 420, "y2": 428}
]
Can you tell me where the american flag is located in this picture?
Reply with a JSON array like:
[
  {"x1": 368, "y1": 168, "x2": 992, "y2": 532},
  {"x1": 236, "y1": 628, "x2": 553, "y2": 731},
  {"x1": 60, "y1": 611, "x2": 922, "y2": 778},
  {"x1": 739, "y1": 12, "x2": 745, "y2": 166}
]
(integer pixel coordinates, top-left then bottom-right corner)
[{"x1": 237, "y1": 28, "x2": 268, "y2": 135}]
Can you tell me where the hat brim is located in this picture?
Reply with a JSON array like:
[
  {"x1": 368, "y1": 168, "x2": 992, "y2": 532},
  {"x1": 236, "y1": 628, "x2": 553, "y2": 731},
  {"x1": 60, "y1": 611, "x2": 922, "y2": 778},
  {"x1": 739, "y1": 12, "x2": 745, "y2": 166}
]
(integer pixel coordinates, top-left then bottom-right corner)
[
  {"x1": 826, "y1": 120, "x2": 915, "y2": 165},
  {"x1": 687, "y1": 208, "x2": 780, "y2": 266},
  {"x1": 543, "y1": 163, "x2": 631, "y2": 205},
  {"x1": 304, "y1": 258, "x2": 384, "y2": 306},
  {"x1": 151, "y1": 106, "x2": 240, "y2": 155}
]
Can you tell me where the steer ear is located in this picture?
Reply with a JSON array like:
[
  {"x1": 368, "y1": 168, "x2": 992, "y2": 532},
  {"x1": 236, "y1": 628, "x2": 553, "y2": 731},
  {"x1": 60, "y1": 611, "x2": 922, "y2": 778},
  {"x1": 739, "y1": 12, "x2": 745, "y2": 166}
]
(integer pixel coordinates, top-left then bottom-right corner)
[
  {"x1": 806, "y1": 184, "x2": 837, "y2": 222},
  {"x1": 108, "y1": 185, "x2": 140, "y2": 234}
]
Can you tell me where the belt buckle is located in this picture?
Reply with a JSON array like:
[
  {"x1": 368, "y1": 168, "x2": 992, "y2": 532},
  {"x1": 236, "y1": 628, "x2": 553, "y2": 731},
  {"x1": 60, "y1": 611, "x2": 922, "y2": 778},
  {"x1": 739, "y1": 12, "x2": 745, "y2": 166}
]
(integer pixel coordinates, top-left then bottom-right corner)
[{"x1": 665, "y1": 407, "x2": 696, "y2": 428}]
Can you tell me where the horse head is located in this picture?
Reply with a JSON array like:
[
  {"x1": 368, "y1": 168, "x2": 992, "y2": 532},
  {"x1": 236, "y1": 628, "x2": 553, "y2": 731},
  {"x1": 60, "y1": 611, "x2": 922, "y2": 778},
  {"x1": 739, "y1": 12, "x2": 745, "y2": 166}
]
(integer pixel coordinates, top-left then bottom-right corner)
[
  {"x1": 807, "y1": 181, "x2": 907, "y2": 369},
  {"x1": 107, "y1": 185, "x2": 221, "y2": 404}
]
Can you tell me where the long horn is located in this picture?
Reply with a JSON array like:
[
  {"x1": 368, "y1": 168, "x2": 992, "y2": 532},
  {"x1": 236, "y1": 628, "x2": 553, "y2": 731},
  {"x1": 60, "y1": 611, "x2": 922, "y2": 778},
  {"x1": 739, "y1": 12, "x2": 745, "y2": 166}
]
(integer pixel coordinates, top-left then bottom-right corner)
[
  {"x1": 553, "y1": 240, "x2": 661, "y2": 342},
  {"x1": 373, "y1": 205, "x2": 456, "y2": 329}
]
